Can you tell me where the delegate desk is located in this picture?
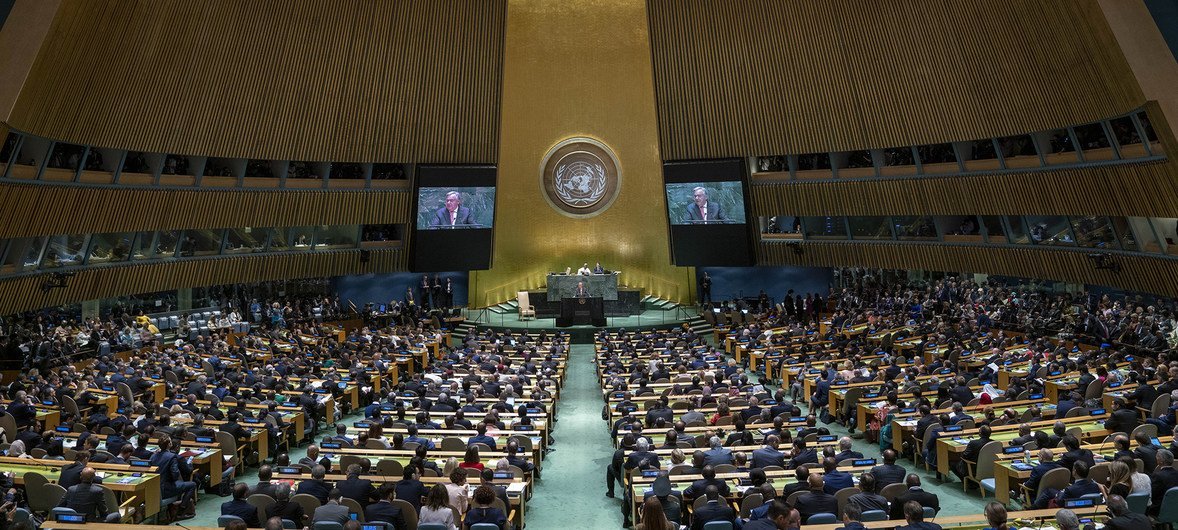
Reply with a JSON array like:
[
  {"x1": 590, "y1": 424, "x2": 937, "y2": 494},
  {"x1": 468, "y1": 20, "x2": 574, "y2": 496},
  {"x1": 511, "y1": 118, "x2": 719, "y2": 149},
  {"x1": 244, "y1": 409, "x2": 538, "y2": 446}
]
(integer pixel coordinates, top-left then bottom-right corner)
[
  {"x1": 797, "y1": 506, "x2": 1106, "y2": 530},
  {"x1": 890, "y1": 398, "x2": 1054, "y2": 453},
  {"x1": 2, "y1": 456, "x2": 161, "y2": 519},
  {"x1": 269, "y1": 469, "x2": 528, "y2": 528},
  {"x1": 934, "y1": 414, "x2": 1112, "y2": 477},
  {"x1": 61, "y1": 433, "x2": 225, "y2": 488},
  {"x1": 0, "y1": 400, "x2": 61, "y2": 431},
  {"x1": 990, "y1": 435, "x2": 1174, "y2": 504},
  {"x1": 628, "y1": 462, "x2": 877, "y2": 520}
]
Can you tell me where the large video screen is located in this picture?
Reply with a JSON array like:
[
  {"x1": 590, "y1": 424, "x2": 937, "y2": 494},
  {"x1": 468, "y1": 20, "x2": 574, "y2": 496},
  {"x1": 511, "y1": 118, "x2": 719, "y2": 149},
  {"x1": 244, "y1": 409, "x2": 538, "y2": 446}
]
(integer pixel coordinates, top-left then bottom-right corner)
[
  {"x1": 411, "y1": 165, "x2": 497, "y2": 272},
  {"x1": 663, "y1": 159, "x2": 754, "y2": 266},
  {"x1": 416, "y1": 187, "x2": 496, "y2": 230},
  {"x1": 665, "y1": 181, "x2": 747, "y2": 225}
]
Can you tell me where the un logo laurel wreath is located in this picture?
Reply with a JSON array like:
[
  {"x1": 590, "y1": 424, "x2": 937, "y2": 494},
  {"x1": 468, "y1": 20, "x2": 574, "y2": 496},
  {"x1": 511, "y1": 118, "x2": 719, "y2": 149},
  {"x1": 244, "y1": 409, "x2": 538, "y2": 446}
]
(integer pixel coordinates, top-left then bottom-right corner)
[{"x1": 540, "y1": 137, "x2": 621, "y2": 218}]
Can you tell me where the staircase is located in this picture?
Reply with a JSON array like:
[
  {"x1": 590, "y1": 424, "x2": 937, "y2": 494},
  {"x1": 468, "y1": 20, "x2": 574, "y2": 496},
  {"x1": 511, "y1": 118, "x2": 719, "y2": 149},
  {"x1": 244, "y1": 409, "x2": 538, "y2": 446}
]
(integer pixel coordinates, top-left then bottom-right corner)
[
  {"x1": 486, "y1": 299, "x2": 519, "y2": 314},
  {"x1": 450, "y1": 321, "x2": 478, "y2": 344},
  {"x1": 685, "y1": 313, "x2": 713, "y2": 336}
]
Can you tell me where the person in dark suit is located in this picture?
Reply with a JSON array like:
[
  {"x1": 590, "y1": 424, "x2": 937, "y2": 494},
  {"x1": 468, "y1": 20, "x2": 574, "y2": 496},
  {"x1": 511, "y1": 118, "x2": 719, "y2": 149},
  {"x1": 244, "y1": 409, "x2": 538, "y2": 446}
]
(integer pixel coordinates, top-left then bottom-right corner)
[
  {"x1": 467, "y1": 423, "x2": 497, "y2": 450},
  {"x1": 751, "y1": 436, "x2": 786, "y2": 469},
  {"x1": 59, "y1": 450, "x2": 98, "y2": 490},
  {"x1": 1104, "y1": 399, "x2": 1140, "y2": 436},
  {"x1": 834, "y1": 437, "x2": 864, "y2": 463},
  {"x1": 574, "y1": 281, "x2": 589, "y2": 298},
  {"x1": 296, "y1": 465, "x2": 334, "y2": 504},
  {"x1": 1044, "y1": 462, "x2": 1102, "y2": 508},
  {"x1": 1132, "y1": 431, "x2": 1159, "y2": 473},
  {"x1": 1103, "y1": 494, "x2": 1151, "y2": 530},
  {"x1": 250, "y1": 465, "x2": 279, "y2": 498},
  {"x1": 336, "y1": 464, "x2": 377, "y2": 509},
  {"x1": 787, "y1": 439, "x2": 818, "y2": 469},
  {"x1": 265, "y1": 484, "x2": 305, "y2": 526},
  {"x1": 1149, "y1": 449, "x2": 1178, "y2": 516},
  {"x1": 822, "y1": 457, "x2": 854, "y2": 495},
  {"x1": 364, "y1": 484, "x2": 407, "y2": 530},
  {"x1": 685, "y1": 186, "x2": 727, "y2": 222},
  {"x1": 954, "y1": 425, "x2": 992, "y2": 482},
  {"x1": 623, "y1": 439, "x2": 660, "y2": 471},
  {"x1": 847, "y1": 473, "x2": 889, "y2": 513},
  {"x1": 780, "y1": 465, "x2": 812, "y2": 499},
  {"x1": 221, "y1": 483, "x2": 261, "y2": 527},
  {"x1": 870, "y1": 449, "x2": 908, "y2": 489},
  {"x1": 57, "y1": 467, "x2": 111, "y2": 522},
  {"x1": 895, "y1": 500, "x2": 942, "y2": 530},
  {"x1": 1055, "y1": 393, "x2": 1080, "y2": 419},
  {"x1": 1023, "y1": 448, "x2": 1063, "y2": 495},
  {"x1": 743, "y1": 499, "x2": 796, "y2": 530},
  {"x1": 1056, "y1": 435, "x2": 1095, "y2": 473},
  {"x1": 684, "y1": 466, "x2": 730, "y2": 501},
  {"x1": 430, "y1": 191, "x2": 475, "y2": 228},
  {"x1": 795, "y1": 473, "x2": 838, "y2": 521},
  {"x1": 913, "y1": 406, "x2": 939, "y2": 441},
  {"x1": 692, "y1": 486, "x2": 735, "y2": 530},
  {"x1": 149, "y1": 434, "x2": 197, "y2": 519},
  {"x1": 394, "y1": 466, "x2": 430, "y2": 514},
  {"x1": 889, "y1": 475, "x2": 939, "y2": 520},
  {"x1": 839, "y1": 503, "x2": 869, "y2": 530}
]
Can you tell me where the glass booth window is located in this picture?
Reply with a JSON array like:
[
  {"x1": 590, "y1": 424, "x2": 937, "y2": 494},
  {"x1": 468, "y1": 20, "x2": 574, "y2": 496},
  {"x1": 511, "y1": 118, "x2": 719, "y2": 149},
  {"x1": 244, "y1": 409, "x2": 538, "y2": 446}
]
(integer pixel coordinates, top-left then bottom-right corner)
[
  {"x1": 997, "y1": 135, "x2": 1037, "y2": 159},
  {"x1": 152, "y1": 230, "x2": 181, "y2": 258},
  {"x1": 48, "y1": 143, "x2": 85, "y2": 170},
  {"x1": 917, "y1": 143, "x2": 956, "y2": 164},
  {"x1": 225, "y1": 227, "x2": 269, "y2": 254},
  {"x1": 1026, "y1": 216, "x2": 1075, "y2": 246},
  {"x1": 1109, "y1": 116, "x2": 1141, "y2": 147},
  {"x1": 802, "y1": 217, "x2": 847, "y2": 239},
  {"x1": 1046, "y1": 129, "x2": 1075, "y2": 154},
  {"x1": 1074, "y1": 123, "x2": 1111, "y2": 151},
  {"x1": 267, "y1": 228, "x2": 290, "y2": 251},
  {"x1": 179, "y1": 229, "x2": 223, "y2": 257},
  {"x1": 1070, "y1": 217, "x2": 1117, "y2": 249},
  {"x1": 893, "y1": 216, "x2": 937, "y2": 240},
  {"x1": 847, "y1": 217, "x2": 890, "y2": 240},
  {"x1": 314, "y1": 225, "x2": 358, "y2": 249},
  {"x1": 1109, "y1": 217, "x2": 1138, "y2": 251},
  {"x1": 87, "y1": 232, "x2": 135, "y2": 264},
  {"x1": 289, "y1": 226, "x2": 315, "y2": 249},
  {"x1": 42, "y1": 234, "x2": 88, "y2": 268},
  {"x1": 1005, "y1": 216, "x2": 1030, "y2": 244},
  {"x1": 2, "y1": 237, "x2": 45, "y2": 272},
  {"x1": 980, "y1": 216, "x2": 1006, "y2": 243}
]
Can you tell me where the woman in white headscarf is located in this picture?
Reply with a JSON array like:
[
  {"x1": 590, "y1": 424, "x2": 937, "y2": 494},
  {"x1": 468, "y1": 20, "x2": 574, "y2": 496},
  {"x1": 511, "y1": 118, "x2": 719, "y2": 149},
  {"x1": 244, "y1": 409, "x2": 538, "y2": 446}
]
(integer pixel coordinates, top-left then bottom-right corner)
[
  {"x1": 7, "y1": 439, "x2": 31, "y2": 459},
  {"x1": 979, "y1": 383, "x2": 1003, "y2": 405}
]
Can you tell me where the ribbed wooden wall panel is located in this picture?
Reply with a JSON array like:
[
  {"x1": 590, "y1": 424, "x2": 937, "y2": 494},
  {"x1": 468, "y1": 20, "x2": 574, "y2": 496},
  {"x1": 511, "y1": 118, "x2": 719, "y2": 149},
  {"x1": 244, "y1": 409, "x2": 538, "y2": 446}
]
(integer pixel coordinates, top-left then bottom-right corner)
[
  {"x1": 0, "y1": 183, "x2": 411, "y2": 238},
  {"x1": 0, "y1": 248, "x2": 406, "y2": 315},
  {"x1": 8, "y1": 0, "x2": 505, "y2": 163},
  {"x1": 749, "y1": 160, "x2": 1178, "y2": 218},
  {"x1": 648, "y1": 0, "x2": 1145, "y2": 159},
  {"x1": 759, "y1": 241, "x2": 1178, "y2": 298}
]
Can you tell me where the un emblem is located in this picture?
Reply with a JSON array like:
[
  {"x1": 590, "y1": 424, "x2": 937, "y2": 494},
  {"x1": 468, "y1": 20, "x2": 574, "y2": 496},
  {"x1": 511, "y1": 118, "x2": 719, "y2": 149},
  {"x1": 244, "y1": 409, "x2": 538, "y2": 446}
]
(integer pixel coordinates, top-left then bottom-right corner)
[{"x1": 540, "y1": 137, "x2": 621, "y2": 218}]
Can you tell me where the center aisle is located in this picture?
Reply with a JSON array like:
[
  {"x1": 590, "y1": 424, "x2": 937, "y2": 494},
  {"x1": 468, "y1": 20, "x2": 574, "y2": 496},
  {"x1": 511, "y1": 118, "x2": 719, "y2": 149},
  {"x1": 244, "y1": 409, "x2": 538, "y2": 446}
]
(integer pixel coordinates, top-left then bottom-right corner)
[{"x1": 526, "y1": 342, "x2": 620, "y2": 529}]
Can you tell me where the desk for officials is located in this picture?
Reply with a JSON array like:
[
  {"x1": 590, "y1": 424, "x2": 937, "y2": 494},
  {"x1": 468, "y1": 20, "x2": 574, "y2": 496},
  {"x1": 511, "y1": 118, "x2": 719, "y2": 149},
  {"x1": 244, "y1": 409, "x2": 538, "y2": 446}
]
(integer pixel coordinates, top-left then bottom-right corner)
[{"x1": 547, "y1": 272, "x2": 618, "y2": 300}]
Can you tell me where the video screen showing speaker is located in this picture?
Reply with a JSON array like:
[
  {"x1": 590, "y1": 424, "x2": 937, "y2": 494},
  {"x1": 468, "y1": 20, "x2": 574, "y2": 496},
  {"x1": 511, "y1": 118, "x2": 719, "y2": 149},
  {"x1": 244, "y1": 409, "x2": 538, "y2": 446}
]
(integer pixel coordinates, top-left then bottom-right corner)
[
  {"x1": 411, "y1": 165, "x2": 496, "y2": 272},
  {"x1": 664, "y1": 159, "x2": 754, "y2": 266}
]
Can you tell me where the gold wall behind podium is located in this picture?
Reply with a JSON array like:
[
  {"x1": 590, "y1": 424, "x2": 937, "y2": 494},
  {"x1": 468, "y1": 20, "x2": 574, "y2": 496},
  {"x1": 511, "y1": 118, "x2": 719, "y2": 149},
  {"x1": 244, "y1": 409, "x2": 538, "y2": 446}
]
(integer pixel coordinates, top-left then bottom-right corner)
[{"x1": 468, "y1": 0, "x2": 691, "y2": 307}]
